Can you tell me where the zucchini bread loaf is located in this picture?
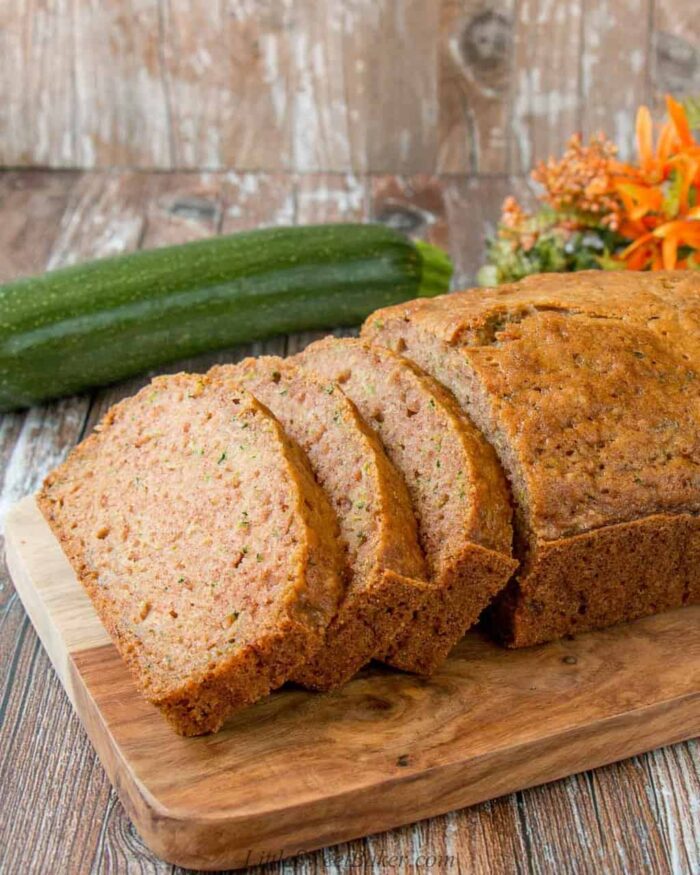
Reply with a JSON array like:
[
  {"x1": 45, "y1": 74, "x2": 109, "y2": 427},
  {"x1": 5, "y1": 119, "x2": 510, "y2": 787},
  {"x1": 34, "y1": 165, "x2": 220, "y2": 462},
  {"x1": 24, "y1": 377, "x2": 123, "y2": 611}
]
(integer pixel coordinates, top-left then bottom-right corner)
[
  {"x1": 38, "y1": 371, "x2": 344, "y2": 735},
  {"x1": 211, "y1": 357, "x2": 428, "y2": 689},
  {"x1": 363, "y1": 270, "x2": 700, "y2": 646},
  {"x1": 297, "y1": 337, "x2": 517, "y2": 674}
]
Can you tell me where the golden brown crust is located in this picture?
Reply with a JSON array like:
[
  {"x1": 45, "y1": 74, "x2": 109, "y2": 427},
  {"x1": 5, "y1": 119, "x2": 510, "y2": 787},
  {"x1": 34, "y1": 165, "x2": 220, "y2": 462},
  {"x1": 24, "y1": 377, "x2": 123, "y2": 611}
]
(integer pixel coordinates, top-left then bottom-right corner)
[
  {"x1": 293, "y1": 570, "x2": 431, "y2": 690},
  {"x1": 490, "y1": 513, "x2": 700, "y2": 647},
  {"x1": 363, "y1": 270, "x2": 700, "y2": 647},
  {"x1": 154, "y1": 617, "x2": 324, "y2": 735},
  {"x1": 38, "y1": 372, "x2": 344, "y2": 735},
  {"x1": 210, "y1": 357, "x2": 428, "y2": 690},
  {"x1": 383, "y1": 543, "x2": 518, "y2": 675}
]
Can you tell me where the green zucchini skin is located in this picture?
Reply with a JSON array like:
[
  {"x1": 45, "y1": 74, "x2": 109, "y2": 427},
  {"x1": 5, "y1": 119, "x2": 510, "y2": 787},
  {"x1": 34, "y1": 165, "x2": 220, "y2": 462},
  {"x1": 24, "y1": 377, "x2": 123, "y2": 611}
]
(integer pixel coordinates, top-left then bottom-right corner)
[{"x1": 0, "y1": 224, "x2": 452, "y2": 411}]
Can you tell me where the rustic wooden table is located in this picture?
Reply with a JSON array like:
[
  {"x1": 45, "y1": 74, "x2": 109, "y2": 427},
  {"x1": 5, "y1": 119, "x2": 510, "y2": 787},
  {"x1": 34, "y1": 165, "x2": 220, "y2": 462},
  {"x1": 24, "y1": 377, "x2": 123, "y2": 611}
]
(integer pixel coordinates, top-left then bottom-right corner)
[{"x1": 0, "y1": 169, "x2": 698, "y2": 875}]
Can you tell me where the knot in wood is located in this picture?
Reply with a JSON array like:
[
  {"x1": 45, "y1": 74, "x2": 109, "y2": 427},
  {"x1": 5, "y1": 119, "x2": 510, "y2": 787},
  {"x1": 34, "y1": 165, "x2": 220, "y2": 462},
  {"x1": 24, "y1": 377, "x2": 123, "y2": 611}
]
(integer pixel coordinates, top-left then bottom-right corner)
[{"x1": 459, "y1": 11, "x2": 512, "y2": 88}]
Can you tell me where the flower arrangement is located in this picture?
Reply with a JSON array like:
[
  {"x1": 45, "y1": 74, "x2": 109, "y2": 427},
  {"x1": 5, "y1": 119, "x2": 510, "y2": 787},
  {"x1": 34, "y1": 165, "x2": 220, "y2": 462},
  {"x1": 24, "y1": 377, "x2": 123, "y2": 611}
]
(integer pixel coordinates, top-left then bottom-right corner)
[{"x1": 478, "y1": 96, "x2": 700, "y2": 285}]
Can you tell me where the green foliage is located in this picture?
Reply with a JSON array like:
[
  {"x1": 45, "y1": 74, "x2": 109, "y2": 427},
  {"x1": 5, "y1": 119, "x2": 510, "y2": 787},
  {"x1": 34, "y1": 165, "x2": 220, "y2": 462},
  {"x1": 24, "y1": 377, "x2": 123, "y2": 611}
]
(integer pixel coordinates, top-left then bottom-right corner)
[
  {"x1": 478, "y1": 209, "x2": 627, "y2": 286},
  {"x1": 683, "y1": 96, "x2": 700, "y2": 130}
]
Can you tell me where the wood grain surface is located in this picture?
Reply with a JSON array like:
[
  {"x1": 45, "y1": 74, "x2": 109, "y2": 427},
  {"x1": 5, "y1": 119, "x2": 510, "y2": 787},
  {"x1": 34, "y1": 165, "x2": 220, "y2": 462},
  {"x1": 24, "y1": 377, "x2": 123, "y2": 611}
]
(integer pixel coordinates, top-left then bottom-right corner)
[
  {"x1": 2, "y1": 1, "x2": 698, "y2": 172},
  {"x1": 6, "y1": 495, "x2": 700, "y2": 872},
  {"x1": 0, "y1": 169, "x2": 698, "y2": 875}
]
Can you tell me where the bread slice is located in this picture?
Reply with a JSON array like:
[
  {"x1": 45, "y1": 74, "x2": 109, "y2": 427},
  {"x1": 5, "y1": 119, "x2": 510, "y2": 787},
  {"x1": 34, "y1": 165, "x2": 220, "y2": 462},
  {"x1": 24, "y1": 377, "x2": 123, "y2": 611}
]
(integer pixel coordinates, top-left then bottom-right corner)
[
  {"x1": 38, "y1": 371, "x2": 345, "y2": 735},
  {"x1": 362, "y1": 270, "x2": 700, "y2": 646},
  {"x1": 296, "y1": 337, "x2": 518, "y2": 674},
  {"x1": 210, "y1": 357, "x2": 428, "y2": 689}
]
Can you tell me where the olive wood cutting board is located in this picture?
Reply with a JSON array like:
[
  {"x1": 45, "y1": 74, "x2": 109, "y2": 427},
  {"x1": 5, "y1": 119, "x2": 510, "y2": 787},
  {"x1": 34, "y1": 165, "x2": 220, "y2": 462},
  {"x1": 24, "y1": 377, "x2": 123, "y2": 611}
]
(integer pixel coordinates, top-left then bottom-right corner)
[{"x1": 5, "y1": 495, "x2": 700, "y2": 871}]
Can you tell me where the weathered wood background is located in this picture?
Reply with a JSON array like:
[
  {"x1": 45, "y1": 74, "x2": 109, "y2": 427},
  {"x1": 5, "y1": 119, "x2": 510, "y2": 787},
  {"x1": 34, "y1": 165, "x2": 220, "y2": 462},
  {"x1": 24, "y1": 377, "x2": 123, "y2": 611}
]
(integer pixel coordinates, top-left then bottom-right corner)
[
  {"x1": 1, "y1": 3, "x2": 700, "y2": 873},
  {"x1": 1, "y1": 0, "x2": 699, "y2": 173}
]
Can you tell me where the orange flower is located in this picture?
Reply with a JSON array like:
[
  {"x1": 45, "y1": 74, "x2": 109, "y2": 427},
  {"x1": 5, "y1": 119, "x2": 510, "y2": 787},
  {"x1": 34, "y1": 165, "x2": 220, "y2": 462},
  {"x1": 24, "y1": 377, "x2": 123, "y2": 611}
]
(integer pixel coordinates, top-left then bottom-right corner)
[
  {"x1": 613, "y1": 95, "x2": 700, "y2": 270},
  {"x1": 488, "y1": 93, "x2": 700, "y2": 282},
  {"x1": 667, "y1": 95, "x2": 694, "y2": 148},
  {"x1": 532, "y1": 132, "x2": 622, "y2": 229},
  {"x1": 635, "y1": 105, "x2": 654, "y2": 174},
  {"x1": 500, "y1": 196, "x2": 529, "y2": 230},
  {"x1": 654, "y1": 218, "x2": 700, "y2": 269}
]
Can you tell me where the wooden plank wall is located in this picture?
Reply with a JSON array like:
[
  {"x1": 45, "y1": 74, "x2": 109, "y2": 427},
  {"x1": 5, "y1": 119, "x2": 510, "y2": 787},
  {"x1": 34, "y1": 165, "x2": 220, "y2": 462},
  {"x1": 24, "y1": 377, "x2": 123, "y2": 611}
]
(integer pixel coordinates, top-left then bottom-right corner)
[{"x1": 1, "y1": 0, "x2": 698, "y2": 173}]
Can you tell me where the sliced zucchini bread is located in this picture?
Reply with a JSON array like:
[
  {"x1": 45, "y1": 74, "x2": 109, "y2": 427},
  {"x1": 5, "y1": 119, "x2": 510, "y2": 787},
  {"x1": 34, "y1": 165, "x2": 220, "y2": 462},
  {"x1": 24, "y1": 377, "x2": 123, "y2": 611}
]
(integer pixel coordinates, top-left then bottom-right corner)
[
  {"x1": 211, "y1": 357, "x2": 428, "y2": 690},
  {"x1": 38, "y1": 371, "x2": 345, "y2": 735},
  {"x1": 363, "y1": 270, "x2": 700, "y2": 646},
  {"x1": 296, "y1": 337, "x2": 518, "y2": 674}
]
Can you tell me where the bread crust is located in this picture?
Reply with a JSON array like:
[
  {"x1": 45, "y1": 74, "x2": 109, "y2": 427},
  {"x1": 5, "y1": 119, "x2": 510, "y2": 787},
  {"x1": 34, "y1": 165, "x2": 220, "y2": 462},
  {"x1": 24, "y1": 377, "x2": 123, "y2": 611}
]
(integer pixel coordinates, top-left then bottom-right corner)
[
  {"x1": 295, "y1": 569, "x2": 431, "y2": 688},
  {"x1": 210, "y1": 358, "x2": 428, "y2": 690},
  {"x1": 383, "y1": 543, "x2": 518, "y2": 674},
  {"x1": 491, "y1": 513, "x2": 700, "y2": 647},
  {"x1": 362, "y1": 270, "x2": 700, "y2": 647},
  {"x1": 38, "y1": 372, "x2": 344, "y2": 735}
]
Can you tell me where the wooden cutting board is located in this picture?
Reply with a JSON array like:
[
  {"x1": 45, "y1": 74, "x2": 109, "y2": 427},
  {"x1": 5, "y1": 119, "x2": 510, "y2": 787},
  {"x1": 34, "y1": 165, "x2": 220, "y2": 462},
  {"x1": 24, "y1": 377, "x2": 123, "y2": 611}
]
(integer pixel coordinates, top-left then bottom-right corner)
[{"x1": 5, "y1": 495, "x2": 700, "y2": 871}]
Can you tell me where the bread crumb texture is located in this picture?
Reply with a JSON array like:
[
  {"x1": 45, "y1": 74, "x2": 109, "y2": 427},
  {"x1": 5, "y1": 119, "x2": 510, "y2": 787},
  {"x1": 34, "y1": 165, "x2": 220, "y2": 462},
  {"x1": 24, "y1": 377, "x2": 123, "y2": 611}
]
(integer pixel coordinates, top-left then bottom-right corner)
[
  {"x1": 297, "y1": 337, "x2": 517, "y2": 674},
  {"x1": 210, "y1": 357, "x2": 428, "y2": 689},
  {"x1": 38, "y1": 371, "x2": 344, "y2": 734}
]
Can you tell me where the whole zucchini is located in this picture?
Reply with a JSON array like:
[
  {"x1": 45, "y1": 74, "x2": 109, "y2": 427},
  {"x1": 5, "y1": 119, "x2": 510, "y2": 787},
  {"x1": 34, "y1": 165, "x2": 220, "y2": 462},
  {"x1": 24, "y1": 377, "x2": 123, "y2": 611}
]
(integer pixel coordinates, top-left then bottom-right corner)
[{"x1": 0, "y1": 223, "x2": 452, "y2": 411}]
